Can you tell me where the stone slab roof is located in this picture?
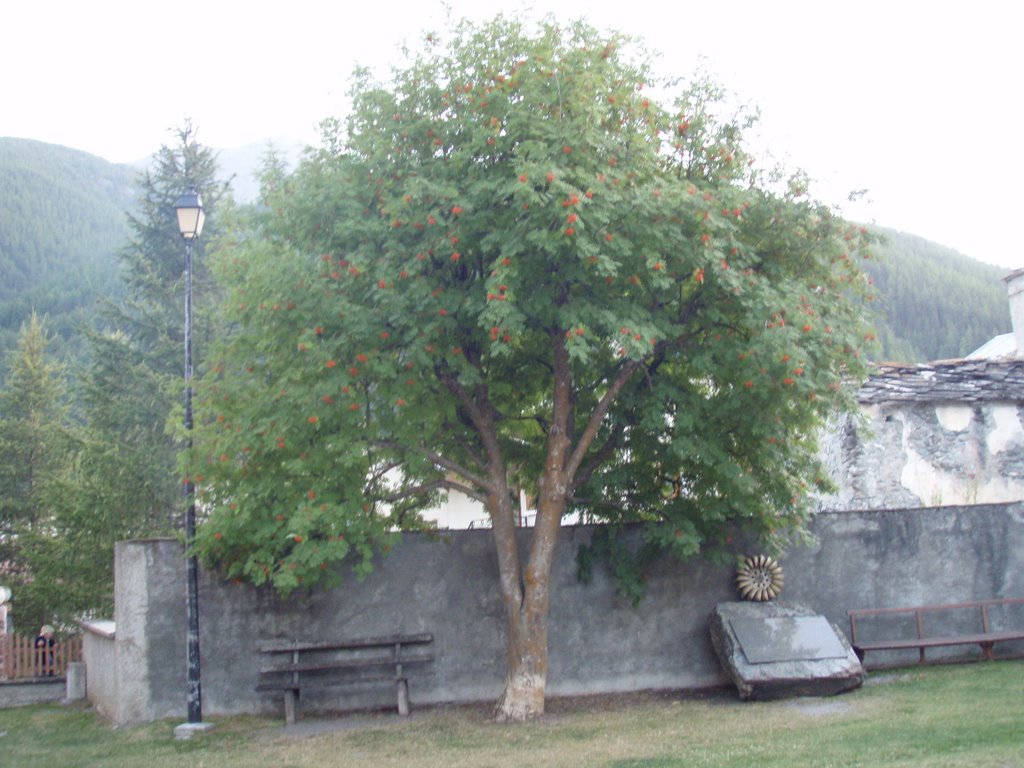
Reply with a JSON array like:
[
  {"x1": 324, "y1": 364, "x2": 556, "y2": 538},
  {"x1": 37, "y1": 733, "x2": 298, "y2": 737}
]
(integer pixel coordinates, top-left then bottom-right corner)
[{"x1": 858, "y1": 358, "x2": 1024, "y2": 404}]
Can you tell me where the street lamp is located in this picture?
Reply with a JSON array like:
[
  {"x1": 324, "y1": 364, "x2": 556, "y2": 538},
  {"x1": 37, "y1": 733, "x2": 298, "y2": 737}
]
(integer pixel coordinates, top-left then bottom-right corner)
[{"x1": 174, "y1": 186, "x2": 205, "y2": 726}]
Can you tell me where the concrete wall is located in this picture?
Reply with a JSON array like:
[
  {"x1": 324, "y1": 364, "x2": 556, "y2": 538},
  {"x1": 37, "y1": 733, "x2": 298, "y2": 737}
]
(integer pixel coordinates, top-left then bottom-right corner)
[
  {"x1": 99, "y1": 503, "x2": 1024, "y2": 725},
  {"x1": 0, "y1": 678, "x2": 66, "y2": 708},
  {"x1": 79, "y1": 621, "x2": 116, "y2": 720}
]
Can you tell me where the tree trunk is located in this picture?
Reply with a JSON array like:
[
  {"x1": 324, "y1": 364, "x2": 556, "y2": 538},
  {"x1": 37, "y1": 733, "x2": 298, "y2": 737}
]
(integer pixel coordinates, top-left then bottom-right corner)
[
  {"x1": 493, "y1": 474, "x2": 567, "y2": 721},
  {"x1": 494, "y1": 331, "x2": 579, "y2": 720},
  {"x1": 489, "y1": 332, "x2": 631, "y2": 721},
  {"x1": 493, "y1": 543, "x2": 558, "y2": 721},
  {"x1": 494, "y1": 592, "x2": 549, "y2": 721}
]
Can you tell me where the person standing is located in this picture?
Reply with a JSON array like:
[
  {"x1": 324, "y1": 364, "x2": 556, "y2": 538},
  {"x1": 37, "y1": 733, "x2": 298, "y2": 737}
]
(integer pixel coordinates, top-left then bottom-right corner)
[{"x1": 34, "y1": 625, "x2": 54, "y2": 676}]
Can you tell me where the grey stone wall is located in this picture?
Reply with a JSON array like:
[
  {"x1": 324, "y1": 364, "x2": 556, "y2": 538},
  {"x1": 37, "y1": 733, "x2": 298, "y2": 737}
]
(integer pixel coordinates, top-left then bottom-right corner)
[{"x1": 101, "y1": 502, "x2": 1024, "y2": 725}]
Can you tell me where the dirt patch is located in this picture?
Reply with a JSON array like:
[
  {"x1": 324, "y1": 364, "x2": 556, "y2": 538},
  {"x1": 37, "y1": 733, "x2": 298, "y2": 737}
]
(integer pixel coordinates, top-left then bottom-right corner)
[
  {"x1": 543, "y1": 685, "x2": 734, "y2": 714},
  {"x1": 261, "y1": 686, "x2": 738, "y2": 738}
]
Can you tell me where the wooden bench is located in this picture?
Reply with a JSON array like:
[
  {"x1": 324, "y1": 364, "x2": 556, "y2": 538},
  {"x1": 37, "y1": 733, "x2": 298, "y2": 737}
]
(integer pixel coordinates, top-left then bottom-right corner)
[
  {"x1": 847, "y1": 597, "x2": 1024, "y2": 667},
  {"x1": 256, "y1": 632, "x2": 433, "y2": 724}
]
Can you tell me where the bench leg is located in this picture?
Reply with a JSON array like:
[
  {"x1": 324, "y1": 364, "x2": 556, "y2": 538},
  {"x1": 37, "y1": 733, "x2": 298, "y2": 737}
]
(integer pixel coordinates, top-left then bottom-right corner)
[
  {"x1": 284, "y1": 689, "x2": 298, "y2": 726},
  {"x1": 980, "y1": 642, "x2": 994, "y2": 661},
  {"x1": 396, "y1": 678, "x2": 410, "y2": 716}
]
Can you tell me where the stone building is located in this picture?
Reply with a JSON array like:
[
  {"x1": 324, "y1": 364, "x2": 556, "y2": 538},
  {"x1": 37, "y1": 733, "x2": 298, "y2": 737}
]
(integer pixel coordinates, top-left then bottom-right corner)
[{"x1": 820, "y1": 268, "x2": 1024, "y2": 510}]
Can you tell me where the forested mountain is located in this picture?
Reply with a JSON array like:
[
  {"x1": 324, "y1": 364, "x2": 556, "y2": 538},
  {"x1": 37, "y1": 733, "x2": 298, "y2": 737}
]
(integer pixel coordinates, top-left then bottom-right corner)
[
  {"x1": 0, "y1": 138, "x2": 136, "y2": 374},
  {"x1": 0, "y1": 138, "x2": 1015, "y2": 374},
  {"x1": 865, "y1": 228, "x2": 1011, "y2": 363}
]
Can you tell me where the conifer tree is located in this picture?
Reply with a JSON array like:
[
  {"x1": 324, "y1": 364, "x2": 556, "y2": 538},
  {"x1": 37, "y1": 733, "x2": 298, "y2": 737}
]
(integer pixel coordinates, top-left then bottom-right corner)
[
  {"x1": 81, "y1": 121, "x2": 229, "y2": 534},
  {"x1": 0, "y1": 314, "x2": 75, "y2": 627},
  {"x1": 8, "y1": 125, "x2": 231, "y2": 626}
]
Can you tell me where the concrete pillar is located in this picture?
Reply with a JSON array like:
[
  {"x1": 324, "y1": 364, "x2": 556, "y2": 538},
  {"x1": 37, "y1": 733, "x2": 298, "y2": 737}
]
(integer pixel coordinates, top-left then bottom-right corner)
[
  {"x1": 65, "y1": 661, "x2": 86, "y2": 701},
  {"x1": 114, "y1": 538, "x2": 186, "y2": 725}
]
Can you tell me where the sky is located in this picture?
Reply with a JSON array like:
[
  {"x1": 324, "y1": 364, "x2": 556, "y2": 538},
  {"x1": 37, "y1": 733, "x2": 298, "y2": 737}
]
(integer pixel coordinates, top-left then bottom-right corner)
[{"x1": 4, "y1": 0, "x2": 1021, "y2": 269}]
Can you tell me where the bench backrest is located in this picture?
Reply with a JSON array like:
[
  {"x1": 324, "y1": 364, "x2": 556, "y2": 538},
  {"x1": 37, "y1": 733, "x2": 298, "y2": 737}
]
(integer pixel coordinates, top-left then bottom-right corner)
[
  {"x1": 847, "y1": 597, "x2": 1024, "y2": 643},
  {"x1": 259, "y1": 633, "x2": 433, "y2": 654}
]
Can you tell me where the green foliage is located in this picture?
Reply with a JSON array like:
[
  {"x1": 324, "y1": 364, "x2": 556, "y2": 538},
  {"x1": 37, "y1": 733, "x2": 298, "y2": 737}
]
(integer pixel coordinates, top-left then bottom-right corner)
[
  {"x1": 576, "y1": 526, "x2": 660, "y2": 607},
  {"x1": 106, "y1": 121, "x2": 230, "y2": 376},
  {"x1": 0, "y1": 127, "x2": 231, "y2": 627},
  {"x1": 864, "y1": 227, "x2": 1010, "y2": 362},
  {"x1": 46, "y1": 126, "x2": 232, "y2": 609},
  {"x1": 0, "y1": 314, "x2": 70, "y2": 529},
  {"x1": 0, "y1": 138, "x2": 135, "y2": 378},
  {"x1": 193, "y1": 17, "x2": 873, "y2": 595},
  {"x1": 70, "y1": 121, "x2": 232, "y2": 540},
  {"x1": 0, "y1": 315, "x2": 79, "y2": 627}
]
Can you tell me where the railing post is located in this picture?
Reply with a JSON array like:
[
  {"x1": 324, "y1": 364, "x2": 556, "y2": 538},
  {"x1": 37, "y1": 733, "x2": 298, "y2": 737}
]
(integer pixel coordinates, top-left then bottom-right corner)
[{"x1": 915, "y1": 609, "x2": 926, "y2": 664}]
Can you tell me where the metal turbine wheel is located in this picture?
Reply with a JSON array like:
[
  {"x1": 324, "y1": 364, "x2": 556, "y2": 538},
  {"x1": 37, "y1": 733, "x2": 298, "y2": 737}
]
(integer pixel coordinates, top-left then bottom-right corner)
[{"x1": 736, "y1": 554, "x2": 784, "y2": 601}]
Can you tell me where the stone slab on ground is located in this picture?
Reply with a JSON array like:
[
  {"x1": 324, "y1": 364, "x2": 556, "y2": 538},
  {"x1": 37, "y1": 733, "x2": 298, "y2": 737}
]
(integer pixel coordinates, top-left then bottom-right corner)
[
  {"x1": 173, "y1": 721, "x2": 215, "y2": 740},
  {"x1": 710, "y1": 601, "x2": 865, "y2": 701}
]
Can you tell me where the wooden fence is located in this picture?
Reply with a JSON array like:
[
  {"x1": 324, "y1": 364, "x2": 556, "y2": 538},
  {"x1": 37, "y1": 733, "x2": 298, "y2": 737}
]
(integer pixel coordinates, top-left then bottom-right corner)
[{"x1": 0, "y1": 634, "x2": 82, "y2": 680}]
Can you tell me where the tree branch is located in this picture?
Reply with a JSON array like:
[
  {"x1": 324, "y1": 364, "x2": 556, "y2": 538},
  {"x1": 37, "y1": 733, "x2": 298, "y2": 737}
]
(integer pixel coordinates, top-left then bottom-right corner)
[
  {"x1": 379, "y1": 477, "x2": 488, "y2": 506},
  {"x1": 365, "y1": 458, "x2": 404, "y2": 489},
  {"x1": 565, "y1": 359, "x2": 643, "y2": 482},
  {"x1": 445, "y1": 425, "x2": 487, "y2": 473},
  {"x1": 571, "y1": 421, "x2": 625, "y2": 492},
  {"x1": 369, "y1": 439, "x2": 493, "y2": 495},
  {"x1": 422, "y1": 447, "x2": 493, "y2": 494}
]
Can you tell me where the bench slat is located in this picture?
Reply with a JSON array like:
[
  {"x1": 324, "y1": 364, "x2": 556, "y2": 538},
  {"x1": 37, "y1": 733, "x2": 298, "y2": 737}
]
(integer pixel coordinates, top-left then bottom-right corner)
[
  {"x1": 259, "y1": 632, "x2": 433, "y2": 654},
  {"x1": 854, "y1": 631, "x2": 1024, "y2": 653},
  {"x1": 260, "y1": 652, "x2": 434, "y2": 675},
  {"x1": 257, "y1": 673, "x2": 400, "y2": 692},
  {"x1": 847, "y1": 596, "x2": 1024, "y2": 619}
]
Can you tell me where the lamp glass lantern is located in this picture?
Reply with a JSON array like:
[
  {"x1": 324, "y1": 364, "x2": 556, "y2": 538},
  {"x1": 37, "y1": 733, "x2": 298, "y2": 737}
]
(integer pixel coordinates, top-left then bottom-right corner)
[{"x1": 174, "y1": 187, "x2": 206, "y2": 241}]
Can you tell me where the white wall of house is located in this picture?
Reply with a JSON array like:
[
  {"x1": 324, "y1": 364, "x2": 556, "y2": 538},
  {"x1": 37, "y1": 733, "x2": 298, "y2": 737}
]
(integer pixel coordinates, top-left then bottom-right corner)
[
  {"x1": 820, "y1": 372, "x2": 1024, "y2": 511},
  {"x1": 422, "y1": 489, "x2": 490, "y2": 530},
  {"x1": 421, "y1": 488, "x2": 589, "y2": 530}
]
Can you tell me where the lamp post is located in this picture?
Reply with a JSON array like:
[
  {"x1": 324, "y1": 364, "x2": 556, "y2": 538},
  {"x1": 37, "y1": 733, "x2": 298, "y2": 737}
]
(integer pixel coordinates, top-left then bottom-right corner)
[{"x1": 174, "y1": 186, "x2": 205, "y2": 726}]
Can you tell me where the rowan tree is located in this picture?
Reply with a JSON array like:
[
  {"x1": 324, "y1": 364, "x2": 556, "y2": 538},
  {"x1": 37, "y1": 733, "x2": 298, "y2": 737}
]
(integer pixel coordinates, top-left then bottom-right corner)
[{"x1": 192, "y1": 17, "x2": 873, "y2": 721}]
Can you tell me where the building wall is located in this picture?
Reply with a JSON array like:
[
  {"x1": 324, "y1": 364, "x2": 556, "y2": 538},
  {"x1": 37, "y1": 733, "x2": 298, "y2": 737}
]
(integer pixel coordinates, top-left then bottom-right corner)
[
  {"x1": 819, "y1": 361, "x2": 1024, "y2": 510},
  {"x1": 99, "y1": 503, "x2": 1024, "y2": 725}
]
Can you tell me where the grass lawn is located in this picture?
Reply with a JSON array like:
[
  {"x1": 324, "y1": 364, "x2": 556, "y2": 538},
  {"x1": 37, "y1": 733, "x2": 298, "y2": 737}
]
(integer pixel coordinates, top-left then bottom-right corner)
[{"x1": 1, "y1": 661, "x2": 1021, "y2": 767}]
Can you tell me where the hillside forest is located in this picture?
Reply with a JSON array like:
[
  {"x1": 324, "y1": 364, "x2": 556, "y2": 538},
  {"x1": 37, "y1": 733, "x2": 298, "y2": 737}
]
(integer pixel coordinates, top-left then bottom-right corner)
[{"x1": 0, "y1": 137, "x2": 1011, "y2": 379}]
